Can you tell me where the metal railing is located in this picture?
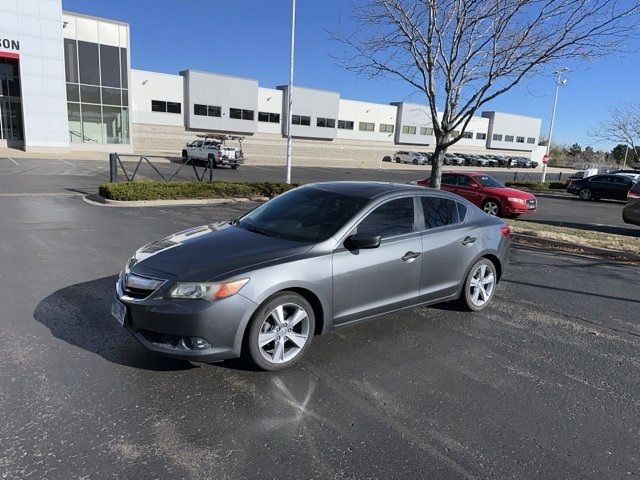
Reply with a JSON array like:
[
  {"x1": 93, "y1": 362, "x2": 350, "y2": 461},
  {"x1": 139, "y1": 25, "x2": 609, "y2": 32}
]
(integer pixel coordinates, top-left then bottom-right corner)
[
  {"x1": 511, "y1": 171, "x2": 563, "y2": 182},
  {"x1": 108, "y1": 153, "x2": 215, "y2": 183}
]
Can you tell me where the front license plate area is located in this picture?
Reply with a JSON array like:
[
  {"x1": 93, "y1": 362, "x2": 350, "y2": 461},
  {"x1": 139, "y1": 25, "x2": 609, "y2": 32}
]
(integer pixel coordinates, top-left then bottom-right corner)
[{"x1": 111, "y1": 297, "x2": 127, "y2": 326}]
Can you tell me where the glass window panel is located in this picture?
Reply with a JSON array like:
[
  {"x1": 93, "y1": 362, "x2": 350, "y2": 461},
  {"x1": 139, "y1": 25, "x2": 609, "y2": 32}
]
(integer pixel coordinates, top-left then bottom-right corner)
[
  {"x1": 121, "y1": 107, "x2": 130, "y2": 144},
  {"x1": 121, "y1": 89, "x2": 128, "y2": 106},
  {"x1": 101, "y1": 87, "x2": 121, "y2": 106},
  {"x1": 80, "y1": 85, "x2": 101, "y2": 104},
  {"x1": 8, "y1": 100, "x2": 23, "y2": 140},
  {"x1": 0, "y1": 77, "x2": 7, "y2": 96},
  {"x1": 230, "y1": 108, "x2": 242, "y2": 119},
  {"x1": 7, "y1": 77, "x2": 20, "y2": 97},
  {"x1": 292, "y1": 115, "x2": 300, "y2": 125},
  {"x1": 269, "y1": 113, "x2": 280, "y2": 123},
  {"x1": 120, "y1": 48, "x2": 128, "y2": 88},
  {"x1": 258, "y1": 111, "x2": 269, "y2": 122},
  {"x1": 241, "y1": 109, "x2": 253, "y2": 120},
  {"x1": 357, "y1": 198, "x2": 415, "y2": 239},
  {"x1": 0, "y1": 58, "x2": 20, "y2": 77},
  {"x1": 67, "y1": 102, "x2": 82, "y2": 143},
  {"x1": 63, "y1": 39, "x2": 78, "y2": 83},
  {"x1": 80, "y1": 103, "x2": 104, "y2": 144},
  {"x1": 194, "y1": 104, "x2": 207, "y2": 116},
  {"x1": 167, "y1": 102, "x2": 181, "y2": 114},
  {"x1": 78, "y1": 41, "x2": 100, "y2": 85},
  {"x1": 420, "y1": 197, "x2": 460, "y2": 229},
  {"x1": 100, "y1": 44, "x2": 121, "y2": 88},
  {"x1": 66, "y1": 83, "x2": 79, "y2": 102},
  {"x1": 151, "y1": 100, "x2": 166, "y2": 112},
  {"x1": 102, "y1": 106, "x2": 125, "y2": 144},
  {"x1": 208, "y1": 105, "x2": 221, "y2": 117},
  {"x1": 301, "y1": 116, "x2": 310, "y2": 126}
]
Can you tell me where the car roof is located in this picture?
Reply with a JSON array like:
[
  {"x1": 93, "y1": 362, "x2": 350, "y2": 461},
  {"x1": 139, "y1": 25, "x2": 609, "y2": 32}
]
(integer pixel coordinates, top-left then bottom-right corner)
[{"x1": 302, "y1": 181, "x2": 459, "y2": 200}]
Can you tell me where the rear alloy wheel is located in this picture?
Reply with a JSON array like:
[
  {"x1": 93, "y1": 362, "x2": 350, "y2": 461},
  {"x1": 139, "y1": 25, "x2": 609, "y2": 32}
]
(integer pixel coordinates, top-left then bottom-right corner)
[
  {"x1": 458, "y1": 258, "x2": 497, "y2": 311},
  {"x1": 395, "y1": 157, "x2": 401, "y2": 163},
  {"x1": 245, "y1": 292, "x2": 315, "y2": 371},
  {"x1": 482, "y1": 200, "x2": 501, "y2": 217},
  {"x1": 579, "y1": 188, "x2": 592, "y2": 200},
  {"x1": 413, "y1": 159, "x2": 419, "y2": 165}
]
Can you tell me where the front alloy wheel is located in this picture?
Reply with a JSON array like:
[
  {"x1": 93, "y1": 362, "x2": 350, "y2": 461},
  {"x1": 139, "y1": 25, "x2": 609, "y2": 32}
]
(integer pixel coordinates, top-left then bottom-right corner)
[
  {"x1": 482, "y1": 200, "x2": 500, "y2": 216},
  {"x1": 246, "y1": 292, "x2": 315, "y2": 371},
  {"x1": 579, "y1": 188, "x2": 592, "y2": 200}
]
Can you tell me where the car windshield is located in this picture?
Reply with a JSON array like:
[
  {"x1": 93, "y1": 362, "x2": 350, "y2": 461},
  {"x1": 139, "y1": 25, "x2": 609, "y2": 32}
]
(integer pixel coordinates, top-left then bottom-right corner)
[
  {"x1": 237, "y1": 188, "x2": 369, "y2": 243},
  {"x1": 476, "y1": 175, "x2": 505, "y2": 188}
]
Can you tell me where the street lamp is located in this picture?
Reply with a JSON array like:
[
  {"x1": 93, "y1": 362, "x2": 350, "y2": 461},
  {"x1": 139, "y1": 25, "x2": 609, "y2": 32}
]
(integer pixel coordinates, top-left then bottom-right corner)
[
  {"x1": 285, "y1": 0, "x2": 297, "y2": 184},
  {"x1": 541, "y1": 68, "x2": 568, "y2": 182}
]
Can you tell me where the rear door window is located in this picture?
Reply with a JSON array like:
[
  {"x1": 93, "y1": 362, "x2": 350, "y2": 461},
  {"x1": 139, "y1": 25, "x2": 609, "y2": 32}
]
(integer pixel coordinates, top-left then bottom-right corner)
[{"x1": 420, "y1": 196, "x2": 461, "y2": 229}]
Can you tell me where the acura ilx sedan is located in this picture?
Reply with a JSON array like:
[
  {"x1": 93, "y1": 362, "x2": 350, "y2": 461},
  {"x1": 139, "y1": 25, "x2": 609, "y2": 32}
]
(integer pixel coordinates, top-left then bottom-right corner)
[{"x1": 113, "y1": 182, "x2": 510, "y2": 370}]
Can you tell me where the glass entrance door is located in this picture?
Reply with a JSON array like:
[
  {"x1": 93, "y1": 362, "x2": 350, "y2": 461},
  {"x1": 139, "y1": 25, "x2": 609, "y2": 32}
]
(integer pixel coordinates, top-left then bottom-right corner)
[{"x1": 0, "y1": 57, "x2": 24, "y2": 144}]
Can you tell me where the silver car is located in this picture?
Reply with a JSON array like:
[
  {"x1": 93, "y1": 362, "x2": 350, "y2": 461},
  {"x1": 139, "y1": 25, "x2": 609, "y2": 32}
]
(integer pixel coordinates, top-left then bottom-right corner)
[
  {"x1": 394, "y1": 151, "x2": 429, "y2": 165},
  {"x1": 113, "y1": 182, "x2": 510, "y2": 370}
]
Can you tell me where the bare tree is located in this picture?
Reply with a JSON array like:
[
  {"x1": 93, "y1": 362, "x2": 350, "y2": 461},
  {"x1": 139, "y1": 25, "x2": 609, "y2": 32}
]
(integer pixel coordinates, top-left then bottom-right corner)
[
  {"x1": 335, "y1": 0, "x2": 640, "y2": 188},
  {"x1": 588, "y1": 102, "x2": 640, "y2": 164}
]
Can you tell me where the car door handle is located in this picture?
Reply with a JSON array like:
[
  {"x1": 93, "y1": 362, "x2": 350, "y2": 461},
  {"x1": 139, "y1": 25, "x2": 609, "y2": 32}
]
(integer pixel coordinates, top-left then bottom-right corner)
[
  {"x1": 462, "y1": 236, "x2": 477, "y2": 245},
  {"x1": 402, "y1": 251, "x2": 421, "y2": 262}
]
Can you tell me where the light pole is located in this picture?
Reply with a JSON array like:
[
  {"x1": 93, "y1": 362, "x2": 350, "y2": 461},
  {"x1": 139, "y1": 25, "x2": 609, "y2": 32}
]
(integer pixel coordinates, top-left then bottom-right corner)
[
  {"x1": 541, "y1": 68, "x2": 568, "y2": 182},
  {"x1": 622, "y1": 144, "x2": 629, "y2": 169},
  {"x1": 285, "y1": 0, "x2": 296, "y2": 184}
]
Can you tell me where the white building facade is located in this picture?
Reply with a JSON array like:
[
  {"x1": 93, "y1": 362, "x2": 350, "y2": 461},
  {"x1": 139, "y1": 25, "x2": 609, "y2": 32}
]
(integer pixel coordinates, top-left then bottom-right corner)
[{"x1": 0, "y1": 2, "x2": 542, "y2": 157}]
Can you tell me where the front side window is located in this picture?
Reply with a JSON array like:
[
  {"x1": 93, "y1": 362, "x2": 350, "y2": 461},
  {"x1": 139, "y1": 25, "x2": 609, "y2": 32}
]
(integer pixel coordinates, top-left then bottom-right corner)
[
  {"x1": 420, "y1": 197, "x2": 461, "y2": 229},
  {"x1": 238, "y1": 188, "x2": 368, "y2": 243},
  {"x1": 457, "y1": 175, "x2": 474, "y2": 188},
  {"x1": 357, "y1": 197, "x2": 415, "y2": 239},
  {"x1": 441, "y1": 174, "x2": 457, "y2": 186},
  {"x1": 475, "y1": 175, "x2": 504, "y2": 188}
]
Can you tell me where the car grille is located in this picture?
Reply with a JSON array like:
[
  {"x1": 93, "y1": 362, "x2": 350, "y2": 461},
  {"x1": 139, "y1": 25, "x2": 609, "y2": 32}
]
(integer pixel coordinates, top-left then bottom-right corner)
[
  {"x1": 526, "y1": 199, "x2": 537, "y2": 209},
  {"x1": 121, "y1": 272, "x2": 166, "y2": 300}
]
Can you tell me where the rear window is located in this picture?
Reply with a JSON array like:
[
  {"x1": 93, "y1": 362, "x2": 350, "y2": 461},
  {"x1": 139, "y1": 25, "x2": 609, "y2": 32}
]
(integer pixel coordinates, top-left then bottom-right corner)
[{"x1": 630, "y1": 182, "x2": 640, "y2": 193}]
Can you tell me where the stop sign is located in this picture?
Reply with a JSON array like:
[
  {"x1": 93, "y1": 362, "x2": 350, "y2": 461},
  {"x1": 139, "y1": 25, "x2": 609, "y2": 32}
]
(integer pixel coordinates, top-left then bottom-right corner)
[{"x1": 542, "y1": 154, "x2": 549, "y2": 165}]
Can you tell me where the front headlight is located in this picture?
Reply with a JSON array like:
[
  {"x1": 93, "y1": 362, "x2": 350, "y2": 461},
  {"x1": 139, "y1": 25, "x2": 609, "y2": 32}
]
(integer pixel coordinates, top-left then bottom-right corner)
[
  {"x1": 508, "y1": 197, "x2": 526, "y2": 205},
  {"x1": 168, "y1": 278, "x2": 249, "y2": 302}
]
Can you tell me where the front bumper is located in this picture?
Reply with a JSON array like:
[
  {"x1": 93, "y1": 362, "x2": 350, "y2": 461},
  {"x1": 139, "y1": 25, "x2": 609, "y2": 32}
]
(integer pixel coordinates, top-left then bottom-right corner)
[
  {"x1": 504, "y1": 199, "x2": 537, "y2": 214},
  {"x1": 115, "y1": 273, "x2": 257, "y2": 362}
]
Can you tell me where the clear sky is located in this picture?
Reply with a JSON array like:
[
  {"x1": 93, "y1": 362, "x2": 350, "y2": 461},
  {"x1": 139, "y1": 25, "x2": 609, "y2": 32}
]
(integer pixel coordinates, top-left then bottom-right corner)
[{"x1": 63, "y1": 0, "x2": 640, "y2": 150}]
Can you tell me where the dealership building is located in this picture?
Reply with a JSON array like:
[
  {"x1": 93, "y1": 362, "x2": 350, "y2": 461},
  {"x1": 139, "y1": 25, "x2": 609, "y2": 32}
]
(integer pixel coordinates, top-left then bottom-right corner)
[{"x1": 1, "y1": 1, "x2": 543, "y2": 164}]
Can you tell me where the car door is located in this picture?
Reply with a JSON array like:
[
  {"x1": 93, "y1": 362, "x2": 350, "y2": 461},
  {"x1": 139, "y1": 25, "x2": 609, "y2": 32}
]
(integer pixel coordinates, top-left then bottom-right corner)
[
  {"x1": 332, "y1": 196, "x2": 423, "y2": 325},
  {"x1": 456, "y1": 175, "x2": 484, "y2": 206},
  {"x1": 588, "y1": 175, "x2": 611, "y2": 197},
  {"x1": 418, "y1": 196, "x2": 480, "y2": 300},
  {"x1": 439, "y1": 173, "x2": 458, "y2": 195},
  {"x1": 611, "y1": 176, "x2": 633, "y2": 200}
]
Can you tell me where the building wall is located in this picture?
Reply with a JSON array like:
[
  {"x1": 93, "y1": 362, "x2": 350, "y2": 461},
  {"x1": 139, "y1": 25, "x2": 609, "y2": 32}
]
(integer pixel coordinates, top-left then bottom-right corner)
[
  {"x1": 131, "y1": 69, "x2": 183, "y2": 127},
  {"x1": 337, "y1": 99, "x2": 396, "y2": 143},
  {"x1": 277, "y1": 85, "x2": 339, "y2": 140},
  {"x1": 1, "y1": 0, "x2": 69, "y2": 150},
  {"x1": 181, "y1": 70, "x2": 258, "y2": 134},
  {"x1": 257, "y1": 87, "x2": 282, "y2": 135},
  {"x1": 483, "y1": 111, "x2": 541, "y2": 151},
  {"x1": 393, "y1": 102, "x2": 433, "y2": 146}
]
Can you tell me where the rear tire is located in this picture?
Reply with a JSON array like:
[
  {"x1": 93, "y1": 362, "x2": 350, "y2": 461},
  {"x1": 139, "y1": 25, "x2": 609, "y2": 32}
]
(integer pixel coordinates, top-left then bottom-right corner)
[
  {"x1": 457, "y1": 258, "x2": 497, "y2": 312},
  {"x1": 413, "y1": 159, "x2": 418, "y2": 165},
  {"x1": 182, "y1": 150, "x2": 188, "y2": 162},
  {"x1": 231, "y1": 164, "x2": 239, "y2": 170},
  {"x1": 395, "y1": 157, "x2": 401, "y2": 163},
  {"x1": 244, "y1": 292, "x2": 315, "y2": 371}
]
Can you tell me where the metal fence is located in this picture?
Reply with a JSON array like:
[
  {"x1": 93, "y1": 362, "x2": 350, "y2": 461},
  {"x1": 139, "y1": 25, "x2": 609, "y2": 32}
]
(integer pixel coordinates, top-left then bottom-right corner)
[
  {"x1": 510, "y1": 171, "x2": 564, "y2": 182},
  {"x1": 108, "y1": 153, "x2": 215, "y2": 183}
]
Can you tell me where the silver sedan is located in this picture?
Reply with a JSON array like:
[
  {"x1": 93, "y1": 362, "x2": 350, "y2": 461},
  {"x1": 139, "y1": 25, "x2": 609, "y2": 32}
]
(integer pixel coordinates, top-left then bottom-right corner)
[{"x1": 113, "y1": 182, "x2": 510, "y2": 370}]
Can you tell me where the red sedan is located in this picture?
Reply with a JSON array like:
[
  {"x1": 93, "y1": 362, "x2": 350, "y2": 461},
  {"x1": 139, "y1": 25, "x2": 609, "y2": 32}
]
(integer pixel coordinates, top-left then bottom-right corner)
[{"x1": 416, "y1": 172, "x2": 537, "y2": 217}]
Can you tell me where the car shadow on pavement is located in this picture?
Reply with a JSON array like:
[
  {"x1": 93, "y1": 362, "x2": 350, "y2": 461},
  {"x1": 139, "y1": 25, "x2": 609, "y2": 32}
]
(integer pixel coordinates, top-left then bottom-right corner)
[{"x1": 33, "y1": 275, "x2": 195, "y2": 371}]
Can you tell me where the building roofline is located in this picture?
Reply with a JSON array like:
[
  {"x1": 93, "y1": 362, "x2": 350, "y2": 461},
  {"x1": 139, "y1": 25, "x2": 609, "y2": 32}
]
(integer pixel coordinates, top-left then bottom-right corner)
[
  {"x1": 179, "y1": 69, "x2": 258, "y2": 83},
  {"x1": 63, "y1": 10, "x2": 130, "y2": 26},
  {"x1": 276, "y1": 85, "x2": 340, "y2": 95}
]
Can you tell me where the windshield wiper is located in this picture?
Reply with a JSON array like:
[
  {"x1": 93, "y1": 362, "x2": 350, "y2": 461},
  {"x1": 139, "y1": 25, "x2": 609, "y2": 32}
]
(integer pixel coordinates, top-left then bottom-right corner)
[{"x1": 240, "y1": 223, "x2": 272, "y2": 237}]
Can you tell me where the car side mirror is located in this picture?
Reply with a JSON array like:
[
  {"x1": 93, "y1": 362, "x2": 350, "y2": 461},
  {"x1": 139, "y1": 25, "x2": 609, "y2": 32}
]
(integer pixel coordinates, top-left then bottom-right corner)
[
  {"x1": 346, "y1": 232, "x2": 381, "y2": 249},
  {"x1": 470, "y1": 183, "x2": 479, "y2": 188}
]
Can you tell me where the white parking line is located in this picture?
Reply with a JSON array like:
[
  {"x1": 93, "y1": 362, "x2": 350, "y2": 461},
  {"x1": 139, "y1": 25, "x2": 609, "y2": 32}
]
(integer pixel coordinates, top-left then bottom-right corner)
[
  {"x1": 6, "y1": 157, "x2": 19, "y2": 166},
  {"x1": 59, "y1": 159, "x2": 77, "y2": 167}
]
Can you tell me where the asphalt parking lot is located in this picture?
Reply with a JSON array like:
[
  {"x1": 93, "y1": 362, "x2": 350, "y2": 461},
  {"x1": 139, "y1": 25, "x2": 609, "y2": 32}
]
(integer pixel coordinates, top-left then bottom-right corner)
[{"x1": 1, "y1": 188, "x2": 639, "y2": 479}]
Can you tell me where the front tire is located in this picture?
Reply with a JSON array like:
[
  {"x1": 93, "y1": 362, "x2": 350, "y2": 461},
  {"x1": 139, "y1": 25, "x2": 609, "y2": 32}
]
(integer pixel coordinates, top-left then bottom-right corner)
[
  {"x1": 579, "y1": 188, "x2": 592, "y2": 200},
  {"x1": 482, "y1": 199, "x2": 501, "y2": 217},
  {"x1": 457, "y1": 258, "x2": 497, "y2": 311},
  {"x1": 395, "y1": 157, "x2": 401, "y2": 163},
  {"x1": 231, "y1": 164, "x2": 239, "y2": 170},
  {"x1": 245, "y1": 292, "x2": 315, "y2": 371}
]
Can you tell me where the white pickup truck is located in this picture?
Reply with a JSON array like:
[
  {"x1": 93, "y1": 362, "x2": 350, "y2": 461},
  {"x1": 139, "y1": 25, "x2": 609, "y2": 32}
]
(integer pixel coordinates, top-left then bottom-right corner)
[{"x1": 182, "y1": 134, "x2": 245, "y2": 169}]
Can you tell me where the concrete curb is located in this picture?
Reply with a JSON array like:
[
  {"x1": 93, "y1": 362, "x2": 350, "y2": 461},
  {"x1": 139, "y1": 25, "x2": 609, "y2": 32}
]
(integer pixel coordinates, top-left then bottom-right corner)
[
  {"x1": 83, "y1": 194, "x2": 268, "y2": 208},
  {"x1": 511, "y1": 233, "x2": 640, "y2": 263}
]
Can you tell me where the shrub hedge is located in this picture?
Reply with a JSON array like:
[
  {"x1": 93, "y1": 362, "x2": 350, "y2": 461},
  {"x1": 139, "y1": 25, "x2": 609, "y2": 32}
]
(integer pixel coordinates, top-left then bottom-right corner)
[
  {"x1": 99, "y1": 180, "x2": 297, "y2": 201},
  {"x1": 504, "y1": 181, "x2": 566, "y2": 191}
]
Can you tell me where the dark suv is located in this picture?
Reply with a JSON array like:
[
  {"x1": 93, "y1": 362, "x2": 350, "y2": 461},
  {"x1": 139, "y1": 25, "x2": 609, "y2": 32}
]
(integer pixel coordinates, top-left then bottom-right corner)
[{"x1": 567, "y1": 174, "x2": 636, "y2": 201}]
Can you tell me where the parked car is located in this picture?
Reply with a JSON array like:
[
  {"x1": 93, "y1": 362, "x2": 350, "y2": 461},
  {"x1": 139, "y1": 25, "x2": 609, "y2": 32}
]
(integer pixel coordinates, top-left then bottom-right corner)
[
  {"x1": 567, "y1": 174, "x2": 636, "y2": 201},
  {"x1": 613, "y1": 172, "x2": 640, "y2": 182},
  {"x1": 182, "y1": 134, "x2": 245, "y2": 169},
  {"x1": 417, "y1": 152, "x2": 434, "y2": 164},
  {"x1": 445, "y1": 153, "x2": 465, "y2": 166},
  {"x1": 113, "y1": 182, "x2": 510, "y2": 370},
  {"x1": 394, "y1": 151, "x2": 429, "y2": 165},
  {"x1": 564, "y1": 169, "x2": 598, "y2": 186},
  {"x1": 622, "y1": 182, "x2": 640, "y2": 225},
  {"x1": 416, "y1": 172, "x2": 537, "y2": 217},
  {"x1": 470, "y1": 156, "x2": 491, "y2": 167}
]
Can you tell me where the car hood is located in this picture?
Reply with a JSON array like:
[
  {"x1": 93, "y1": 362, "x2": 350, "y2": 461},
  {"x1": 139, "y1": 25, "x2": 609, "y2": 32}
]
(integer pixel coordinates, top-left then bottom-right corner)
[
  {"x1": 129, "y1": 222, "x2": 313, "y2": 282},
  {"x1": 484, "y1": 187, "x2": 535, "y2": 200}
]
